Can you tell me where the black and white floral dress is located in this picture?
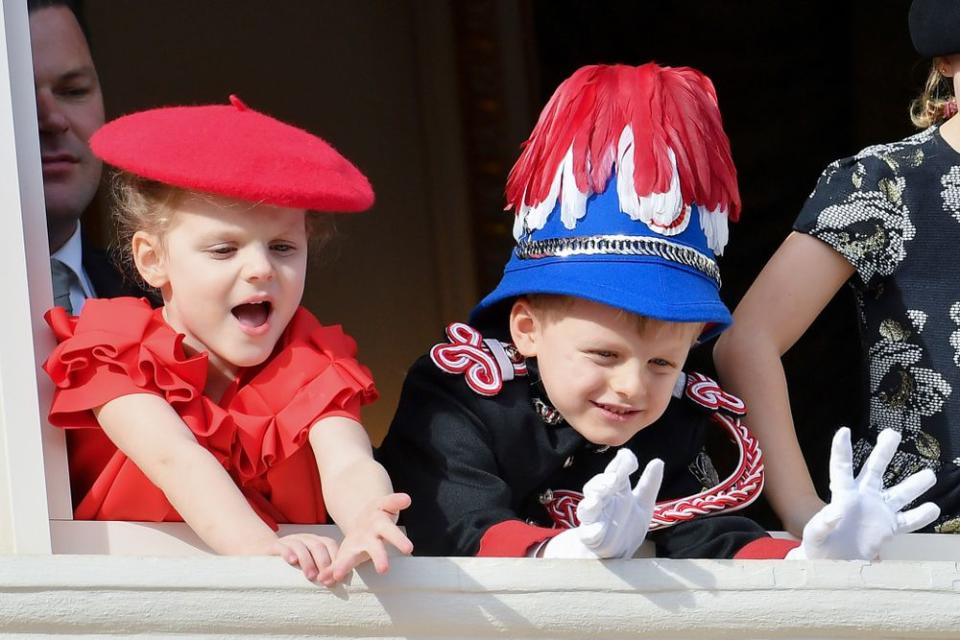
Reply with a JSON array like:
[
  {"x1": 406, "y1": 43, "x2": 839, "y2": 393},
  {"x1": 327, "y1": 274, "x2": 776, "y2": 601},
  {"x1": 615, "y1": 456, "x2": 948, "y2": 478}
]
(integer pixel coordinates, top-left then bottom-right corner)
[{"x1": 794, "y1": 126, "x2": 960, "y2": 532}]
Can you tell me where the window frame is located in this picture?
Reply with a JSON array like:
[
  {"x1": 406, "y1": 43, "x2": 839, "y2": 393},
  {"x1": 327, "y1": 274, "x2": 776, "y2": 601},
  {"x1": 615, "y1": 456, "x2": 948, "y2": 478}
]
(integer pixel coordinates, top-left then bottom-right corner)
[{"x1": 0, "y1": 0, "x2": 61, "y2": 555}]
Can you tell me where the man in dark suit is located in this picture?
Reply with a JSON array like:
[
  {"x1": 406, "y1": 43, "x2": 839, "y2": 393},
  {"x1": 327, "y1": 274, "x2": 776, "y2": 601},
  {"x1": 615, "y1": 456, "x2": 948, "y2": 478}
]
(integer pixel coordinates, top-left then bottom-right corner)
[{"x1": 30, "y1": 0, "x2": 153, "y2": 311}]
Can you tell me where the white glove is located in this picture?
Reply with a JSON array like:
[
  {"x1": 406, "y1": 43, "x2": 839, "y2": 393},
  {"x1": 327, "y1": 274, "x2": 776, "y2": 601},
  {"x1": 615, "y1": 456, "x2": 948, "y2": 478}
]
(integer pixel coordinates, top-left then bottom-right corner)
[
  {"x1": 543, "y1": 449, "x2": 664, "y2": 559},
  {"x1": 789, "y1": 427, "x2": 940, "y2": 560}
]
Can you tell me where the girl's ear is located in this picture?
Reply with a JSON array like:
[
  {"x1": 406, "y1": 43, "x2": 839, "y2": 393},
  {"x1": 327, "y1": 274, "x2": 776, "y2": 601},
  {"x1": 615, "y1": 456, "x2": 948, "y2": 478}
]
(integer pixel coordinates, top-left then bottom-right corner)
[
  {"x1": 509, "y1": 298, "x2": 541, "y2": 357},
  {"x1": 131, "y1": 231, "x2": 168, "y2": 289}
]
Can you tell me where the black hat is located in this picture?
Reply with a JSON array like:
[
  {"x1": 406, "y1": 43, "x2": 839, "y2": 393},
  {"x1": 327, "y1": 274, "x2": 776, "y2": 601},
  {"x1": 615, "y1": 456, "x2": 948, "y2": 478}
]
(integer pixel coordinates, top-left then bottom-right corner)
[{"x1": 910, "y1": 0, "x2": 960, "y2": 58}]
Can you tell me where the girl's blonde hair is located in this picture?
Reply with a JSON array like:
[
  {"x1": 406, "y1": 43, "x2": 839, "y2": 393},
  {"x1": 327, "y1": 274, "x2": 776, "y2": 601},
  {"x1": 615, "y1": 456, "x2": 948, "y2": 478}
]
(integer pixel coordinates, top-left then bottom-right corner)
[
  {"x1": 111, "y1": 171, "x2": 185, "y2": 289},
  {"x1": 110, "y1": 170, "x2": 335, "y2": 290},
  {"x1": 910, "y1": 60, "x2": 956, "y2": 129}
]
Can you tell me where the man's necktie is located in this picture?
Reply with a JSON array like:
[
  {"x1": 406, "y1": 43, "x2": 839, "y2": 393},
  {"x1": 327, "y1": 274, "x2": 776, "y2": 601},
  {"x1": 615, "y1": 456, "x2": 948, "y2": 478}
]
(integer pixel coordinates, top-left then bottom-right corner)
[{"x1": 50, "y1": 258, "x2": 77, "y2": 315}]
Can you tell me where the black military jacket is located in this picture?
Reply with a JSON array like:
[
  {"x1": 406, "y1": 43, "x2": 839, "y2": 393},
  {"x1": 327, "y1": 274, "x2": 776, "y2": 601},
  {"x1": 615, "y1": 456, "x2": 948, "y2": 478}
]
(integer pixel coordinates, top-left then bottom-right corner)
[{"x1": 377, "y1": 323, "x2": 772, "y2": 558}]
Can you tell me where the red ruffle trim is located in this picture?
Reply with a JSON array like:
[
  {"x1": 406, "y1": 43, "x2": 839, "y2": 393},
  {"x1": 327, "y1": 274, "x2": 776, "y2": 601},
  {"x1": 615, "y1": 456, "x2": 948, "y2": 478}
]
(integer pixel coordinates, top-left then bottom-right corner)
[{"x1": 43, "y1": 297, "x2": 377, "y2": 526}]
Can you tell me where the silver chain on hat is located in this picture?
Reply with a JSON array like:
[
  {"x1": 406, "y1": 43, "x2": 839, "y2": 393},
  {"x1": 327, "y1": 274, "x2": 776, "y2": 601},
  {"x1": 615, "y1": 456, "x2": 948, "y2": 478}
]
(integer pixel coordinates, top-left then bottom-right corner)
[{"x1": 515, "y1": 234, "x2": 721, "y2": 287}]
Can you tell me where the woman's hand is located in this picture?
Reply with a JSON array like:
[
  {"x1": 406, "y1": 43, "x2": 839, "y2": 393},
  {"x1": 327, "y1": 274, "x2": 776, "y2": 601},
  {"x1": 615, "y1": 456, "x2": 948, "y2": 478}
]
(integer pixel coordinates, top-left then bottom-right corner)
[
  {"x1": 789, "y1": 428, "x2": 939, "y2": 560},
  {"x1": 329, "y1": 492, "x2": 413, "y2": 582}
]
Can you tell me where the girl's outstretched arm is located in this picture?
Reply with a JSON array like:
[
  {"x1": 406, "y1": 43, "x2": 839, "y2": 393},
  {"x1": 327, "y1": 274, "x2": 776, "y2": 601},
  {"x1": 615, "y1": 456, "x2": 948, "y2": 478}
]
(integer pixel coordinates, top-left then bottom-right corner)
[
  {"x1": 309, "y1": 417, "x2": 413, "y2": 581},
  {"x1": 94, "y1": 393, "x2": 338, "y2": 581},
  {"x1": 713, "y1": 232, "x2": 854, "y2": 537}
]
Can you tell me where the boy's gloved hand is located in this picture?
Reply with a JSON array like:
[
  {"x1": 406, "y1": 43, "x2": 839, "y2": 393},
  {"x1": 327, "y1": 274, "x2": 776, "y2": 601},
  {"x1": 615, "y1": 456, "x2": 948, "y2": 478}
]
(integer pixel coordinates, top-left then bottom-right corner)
[
  {"x1": 789, "y1": 427, "x2": 940, "y2": 560},
  {"x1": 543, "y1": 449, "x2": 664, "y2": 559}
]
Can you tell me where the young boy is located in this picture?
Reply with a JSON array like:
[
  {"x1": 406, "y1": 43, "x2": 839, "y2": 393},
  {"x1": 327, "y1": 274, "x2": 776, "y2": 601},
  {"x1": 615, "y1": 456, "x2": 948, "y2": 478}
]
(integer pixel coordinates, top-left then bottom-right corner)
[{"x1": 378, "y1": 63, "x2": 939, "y2": 560}]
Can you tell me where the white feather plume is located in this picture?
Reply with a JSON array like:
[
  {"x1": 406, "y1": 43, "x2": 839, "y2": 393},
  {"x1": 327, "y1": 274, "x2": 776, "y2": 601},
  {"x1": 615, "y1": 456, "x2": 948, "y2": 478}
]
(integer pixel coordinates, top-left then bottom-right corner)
[
  {"x1": 698, "y1": 204, "x2": 729, "y2": 255},
  {"x1": 559, "y1": 148, "x2": 588, "y2": 229},
  {"x1": 615, "y1": 126, "x2": 687, "y2": 235},
  {"x1": 514, "y1": 145, "x2": 571, "y2": 239}
]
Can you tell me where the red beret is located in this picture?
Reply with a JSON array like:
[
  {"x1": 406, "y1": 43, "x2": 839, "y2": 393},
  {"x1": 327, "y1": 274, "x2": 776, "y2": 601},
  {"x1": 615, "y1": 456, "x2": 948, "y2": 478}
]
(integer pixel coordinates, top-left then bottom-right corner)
[{"x1": 90, "y1": 95, "x2": 374, "y2": 212}]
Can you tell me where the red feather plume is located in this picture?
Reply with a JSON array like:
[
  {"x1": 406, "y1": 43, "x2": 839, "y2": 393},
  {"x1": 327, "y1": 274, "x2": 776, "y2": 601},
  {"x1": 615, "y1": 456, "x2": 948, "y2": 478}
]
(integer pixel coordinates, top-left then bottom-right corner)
[{"x1": 506, "y1": 63, "x2": 741, "y2": 228}]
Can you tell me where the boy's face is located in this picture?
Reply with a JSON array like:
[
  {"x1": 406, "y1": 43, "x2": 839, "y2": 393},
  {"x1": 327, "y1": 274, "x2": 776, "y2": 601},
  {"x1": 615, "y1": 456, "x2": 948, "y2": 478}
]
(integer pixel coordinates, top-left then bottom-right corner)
[{"x1": 510, "y1": 297, "x2": 701, "y2": 446}]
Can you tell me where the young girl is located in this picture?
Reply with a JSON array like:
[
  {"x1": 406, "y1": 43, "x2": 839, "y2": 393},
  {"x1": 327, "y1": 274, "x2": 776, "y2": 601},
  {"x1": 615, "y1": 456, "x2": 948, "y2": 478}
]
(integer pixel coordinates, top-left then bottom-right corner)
[
  {"x1": 714, "y1": 0, "x2": 960, "y2": 537},
  {"x1": 43, "y1": 96, "x2": 413, "y2": 584}
]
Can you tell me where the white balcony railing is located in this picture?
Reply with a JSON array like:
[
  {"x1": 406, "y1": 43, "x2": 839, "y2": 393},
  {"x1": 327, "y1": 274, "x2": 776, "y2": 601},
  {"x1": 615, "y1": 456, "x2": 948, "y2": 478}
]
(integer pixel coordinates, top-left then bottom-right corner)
[{"x1": 2, "y1": 552, "x2": 960, "y2": 638}]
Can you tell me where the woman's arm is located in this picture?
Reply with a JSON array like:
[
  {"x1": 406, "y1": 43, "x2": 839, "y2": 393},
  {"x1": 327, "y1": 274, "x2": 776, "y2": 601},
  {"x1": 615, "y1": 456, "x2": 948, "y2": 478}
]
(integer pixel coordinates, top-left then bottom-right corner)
[
  {"x1": 309, "y1": 417, "x2": 412, "y2": 579},
  {"x1": 713, "y1": 232, "x2": 855, "y2": 536}
]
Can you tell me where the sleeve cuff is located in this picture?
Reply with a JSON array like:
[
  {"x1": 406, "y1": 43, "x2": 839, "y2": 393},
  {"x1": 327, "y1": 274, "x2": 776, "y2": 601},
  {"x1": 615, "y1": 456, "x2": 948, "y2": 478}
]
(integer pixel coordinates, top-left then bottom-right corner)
[
  {"x1": 476, "y1": 520, "x2": 564, "y2": 557},
  {"x1": 733, "y1": 537, "x2": 801, "y2": 559}
]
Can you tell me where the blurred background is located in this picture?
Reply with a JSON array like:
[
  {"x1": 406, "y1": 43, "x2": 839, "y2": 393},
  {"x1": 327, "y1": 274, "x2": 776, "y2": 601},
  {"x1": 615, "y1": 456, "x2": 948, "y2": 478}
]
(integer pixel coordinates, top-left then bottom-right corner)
[{"x1": 77, "y1": 0, "x2": 919, "y2": 528}]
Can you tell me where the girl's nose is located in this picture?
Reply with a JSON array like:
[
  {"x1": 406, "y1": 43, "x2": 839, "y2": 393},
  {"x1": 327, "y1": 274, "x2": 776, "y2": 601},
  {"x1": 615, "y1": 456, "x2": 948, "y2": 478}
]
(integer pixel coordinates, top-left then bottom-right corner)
[{"x1": 242, "y1": 247, "x2": 275, "y2": 282}]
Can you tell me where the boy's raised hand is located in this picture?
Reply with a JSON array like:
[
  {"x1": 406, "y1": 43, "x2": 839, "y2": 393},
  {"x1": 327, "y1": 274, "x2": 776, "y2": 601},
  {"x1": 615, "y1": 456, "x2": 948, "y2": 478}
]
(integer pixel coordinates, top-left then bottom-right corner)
[
  {"x1": 329, "y1": 492, "x2": 414, "y2": 582},
  {"x1": 790, "y1": 427, "x2": 940, "y2": 560},
  {"x1": 543, "y1": 449, "x2": 664, "y2": 559}
]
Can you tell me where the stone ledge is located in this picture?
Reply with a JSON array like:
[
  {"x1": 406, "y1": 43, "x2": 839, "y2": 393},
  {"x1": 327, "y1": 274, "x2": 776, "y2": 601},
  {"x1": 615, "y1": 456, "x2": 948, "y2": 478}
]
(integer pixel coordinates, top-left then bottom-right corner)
[{"x1": 2, "y1": 555, "x2": 959, "y2": 638}]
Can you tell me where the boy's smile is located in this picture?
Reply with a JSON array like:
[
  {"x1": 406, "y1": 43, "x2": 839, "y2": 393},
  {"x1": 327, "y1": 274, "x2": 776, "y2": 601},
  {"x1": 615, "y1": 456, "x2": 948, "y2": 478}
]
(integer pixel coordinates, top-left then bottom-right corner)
[
  {"x1": 591, "y1": 401, "x2": 641, "y2": 422},
  {"x1": 510, "y1": 296, "x2": 702, "y2": 446}
]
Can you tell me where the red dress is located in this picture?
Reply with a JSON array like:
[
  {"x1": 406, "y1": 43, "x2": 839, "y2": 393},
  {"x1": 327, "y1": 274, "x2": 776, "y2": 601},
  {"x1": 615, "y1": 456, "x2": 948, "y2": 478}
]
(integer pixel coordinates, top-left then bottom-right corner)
[{"x1": 43, "y1": 297, "x2": 378, "y2": 528}]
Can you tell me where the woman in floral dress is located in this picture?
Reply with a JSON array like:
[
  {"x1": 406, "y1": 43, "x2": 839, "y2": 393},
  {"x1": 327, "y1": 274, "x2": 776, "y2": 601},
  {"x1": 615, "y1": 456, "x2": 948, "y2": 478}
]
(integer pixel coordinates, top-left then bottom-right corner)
[{"x1": 714, "y1": 0, "x2": 960, "y2": 537}]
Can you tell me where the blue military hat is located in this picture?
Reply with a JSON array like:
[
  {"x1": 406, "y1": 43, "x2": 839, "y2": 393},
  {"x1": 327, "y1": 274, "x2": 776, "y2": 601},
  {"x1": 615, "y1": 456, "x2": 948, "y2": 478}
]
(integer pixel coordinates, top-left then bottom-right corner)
[{"x1": 470, "y1": 63, "x2": 741, "y2": 339}]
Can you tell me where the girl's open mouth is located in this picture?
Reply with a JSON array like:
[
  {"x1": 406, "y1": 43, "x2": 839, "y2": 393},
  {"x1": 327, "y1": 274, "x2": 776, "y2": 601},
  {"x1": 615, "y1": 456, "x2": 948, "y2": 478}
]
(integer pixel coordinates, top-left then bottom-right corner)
[{"x1": 232, "y1": 301, "x2": 272, "y2": 334}]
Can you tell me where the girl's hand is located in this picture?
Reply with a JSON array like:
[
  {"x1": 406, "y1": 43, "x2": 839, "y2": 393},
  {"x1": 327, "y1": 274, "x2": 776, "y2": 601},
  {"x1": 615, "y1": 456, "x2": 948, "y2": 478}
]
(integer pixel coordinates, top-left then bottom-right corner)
[
  {"x1": 268, "y1": 533, "x2": 341, "y2": 585},
  {"x1": 330, "y1": 493, "x2": 413, "y2": 582}
]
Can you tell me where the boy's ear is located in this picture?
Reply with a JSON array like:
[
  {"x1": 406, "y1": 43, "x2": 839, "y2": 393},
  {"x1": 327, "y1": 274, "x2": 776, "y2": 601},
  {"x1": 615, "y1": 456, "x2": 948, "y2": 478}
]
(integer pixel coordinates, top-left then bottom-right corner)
[
  {"x1": 509, "y1": 298, "x2": 541, "y2": 357},
  {"x1": 131, "y1": 231, "x2": 169, "y2": 289}
]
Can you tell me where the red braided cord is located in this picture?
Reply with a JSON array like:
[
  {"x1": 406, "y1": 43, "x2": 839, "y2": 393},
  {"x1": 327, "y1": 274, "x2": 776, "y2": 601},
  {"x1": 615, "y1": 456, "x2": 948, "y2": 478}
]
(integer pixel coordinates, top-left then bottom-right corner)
[{"x1": 649, "y1": 413, "x2": 764, "y2": 530}]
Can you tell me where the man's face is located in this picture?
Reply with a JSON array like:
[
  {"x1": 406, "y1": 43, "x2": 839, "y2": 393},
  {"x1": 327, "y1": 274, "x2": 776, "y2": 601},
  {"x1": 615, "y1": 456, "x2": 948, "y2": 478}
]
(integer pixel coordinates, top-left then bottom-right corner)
[
  {"x1": 511, "y1": 297, "x2": 701, "y2": 446},
  {"x1": 30, "y1": 6, "x2": 105, "y2": 237}
]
